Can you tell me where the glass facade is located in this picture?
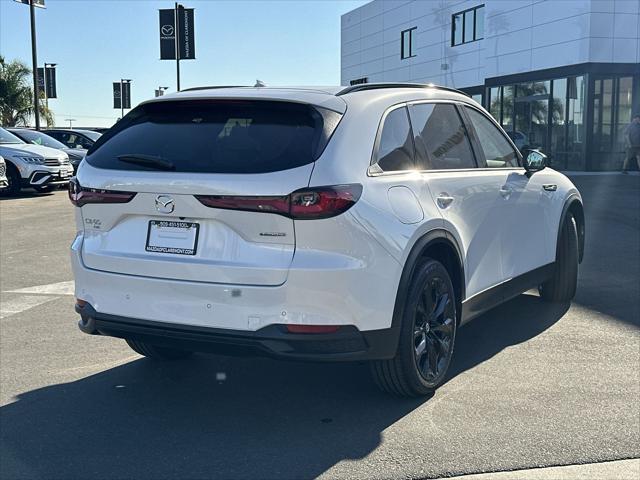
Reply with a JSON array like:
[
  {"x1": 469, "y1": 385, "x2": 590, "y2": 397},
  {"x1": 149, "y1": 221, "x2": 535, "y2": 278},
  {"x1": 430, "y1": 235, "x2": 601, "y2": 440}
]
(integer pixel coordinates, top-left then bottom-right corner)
[{"x1": 486, "y1": 71, "x2": 638, "y2": 171}]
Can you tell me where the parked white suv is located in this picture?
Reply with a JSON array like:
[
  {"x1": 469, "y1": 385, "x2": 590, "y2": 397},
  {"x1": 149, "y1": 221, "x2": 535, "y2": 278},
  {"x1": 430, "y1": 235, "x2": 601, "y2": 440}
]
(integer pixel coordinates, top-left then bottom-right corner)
[
  {"x1": 70, "y1": 84, "x2": 584, "y2": 396},
  {"x1": 0, "y1": 127, "x2": 73, "y2": 195}
]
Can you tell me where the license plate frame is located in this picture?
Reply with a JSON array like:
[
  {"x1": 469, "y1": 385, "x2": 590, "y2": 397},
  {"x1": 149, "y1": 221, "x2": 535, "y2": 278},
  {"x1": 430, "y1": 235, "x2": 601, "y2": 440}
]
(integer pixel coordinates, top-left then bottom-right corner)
[{"x1": 145, "y1": 220, "x2": 200, "y2": 256}]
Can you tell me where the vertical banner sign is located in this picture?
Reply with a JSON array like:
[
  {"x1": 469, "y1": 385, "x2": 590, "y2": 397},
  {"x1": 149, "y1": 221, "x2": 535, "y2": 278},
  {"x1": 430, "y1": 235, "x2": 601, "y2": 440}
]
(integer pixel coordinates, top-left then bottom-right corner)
[
  {"x1": 122, "y1": 82, "x2": 131, "y2": 109},
  {"x1": 36, "y1": 67, "x2": 57, "y2": 98},
  {"x1": 179, "y1": 8, "x2": 195, "y2": 59},
  {"x1": 159, "y1": 7, "x2": 195, "y2": 60},
  {"x1": 45, "y1": 66, "x2": 57, "y2": 98},
  {"x1": 159, "y1": 8, "x2": 176, "y2": 60},
  {"x1": 113, "y1": 82, "x2": 121, "y2": 109},
  {"x1": 13, "y1": 0, "x2": 45, "y2": 7},
  {"x1": 36, "y1": 67, "x2": 45, "y2": 95}
]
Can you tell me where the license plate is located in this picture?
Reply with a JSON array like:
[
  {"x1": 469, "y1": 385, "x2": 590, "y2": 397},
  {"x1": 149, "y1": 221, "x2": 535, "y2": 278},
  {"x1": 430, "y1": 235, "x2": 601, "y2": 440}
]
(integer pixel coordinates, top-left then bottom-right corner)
[{"x1": 145, "y1": 220, "x2": 199, "y2": 255}]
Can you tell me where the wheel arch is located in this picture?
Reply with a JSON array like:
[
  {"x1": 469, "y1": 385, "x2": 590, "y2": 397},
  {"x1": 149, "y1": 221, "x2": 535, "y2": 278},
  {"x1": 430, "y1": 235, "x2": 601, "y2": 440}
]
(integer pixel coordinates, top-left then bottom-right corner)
[
  {"x1": 559, "y1": 195, "x2": 585, "y2": 264},
  {"x1": 385, "y1": 229, "x2": 466, "y2": 356}
]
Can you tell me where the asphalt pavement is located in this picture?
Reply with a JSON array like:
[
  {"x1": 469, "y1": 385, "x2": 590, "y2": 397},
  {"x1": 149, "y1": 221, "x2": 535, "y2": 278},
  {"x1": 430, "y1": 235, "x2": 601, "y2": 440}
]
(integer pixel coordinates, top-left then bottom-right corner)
[{"x1": 0, "y1": 174, "x2": 638, "y2": 480}]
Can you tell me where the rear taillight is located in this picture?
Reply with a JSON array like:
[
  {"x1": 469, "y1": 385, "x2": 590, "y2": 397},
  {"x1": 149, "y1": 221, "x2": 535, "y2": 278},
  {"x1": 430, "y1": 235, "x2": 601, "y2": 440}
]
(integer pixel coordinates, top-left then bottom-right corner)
[
  {"x1": 285, "y1": 325, "x2": 341, "y2": 334},
  {"x1": 68, "y1": 178, "x2": 136, "y2": 207},
  {"x1": 195, "y1": 184, "x2": 362, "y2": 220}
]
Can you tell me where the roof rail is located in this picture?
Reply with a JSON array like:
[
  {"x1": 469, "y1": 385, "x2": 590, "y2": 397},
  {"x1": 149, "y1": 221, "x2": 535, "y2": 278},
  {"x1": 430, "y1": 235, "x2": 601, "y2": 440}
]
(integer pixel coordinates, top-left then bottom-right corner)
[
  {"x1": 180, "y1": 85, "x2": 247, "y2": 92},
  {"x1": 335, "y1": 82, "x2": 469, "y2": 97}
]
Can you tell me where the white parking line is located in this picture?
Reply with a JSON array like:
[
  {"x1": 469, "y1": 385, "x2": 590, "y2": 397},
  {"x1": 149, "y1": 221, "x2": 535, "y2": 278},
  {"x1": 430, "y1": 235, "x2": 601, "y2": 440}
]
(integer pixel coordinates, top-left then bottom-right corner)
[
  {"x1": 0, "y1": 295, "x2": 58, "y2": 320},
  {"x1": 6, "y1": 280, "x2": 74, "y2": 296}
]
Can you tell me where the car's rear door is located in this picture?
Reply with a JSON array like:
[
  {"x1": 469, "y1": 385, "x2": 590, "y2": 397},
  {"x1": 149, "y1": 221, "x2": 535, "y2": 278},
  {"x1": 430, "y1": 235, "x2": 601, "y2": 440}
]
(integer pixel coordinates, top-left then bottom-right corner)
[{"x1": 77, "y1": 99, "x2": 342, "y2": 286}]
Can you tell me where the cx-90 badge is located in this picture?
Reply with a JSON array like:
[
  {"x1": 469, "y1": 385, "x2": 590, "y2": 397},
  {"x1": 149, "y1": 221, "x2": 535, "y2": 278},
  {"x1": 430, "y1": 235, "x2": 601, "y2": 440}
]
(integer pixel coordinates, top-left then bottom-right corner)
[{"x1": 155, "y1": 195, "x2": 175, "y2": 214}]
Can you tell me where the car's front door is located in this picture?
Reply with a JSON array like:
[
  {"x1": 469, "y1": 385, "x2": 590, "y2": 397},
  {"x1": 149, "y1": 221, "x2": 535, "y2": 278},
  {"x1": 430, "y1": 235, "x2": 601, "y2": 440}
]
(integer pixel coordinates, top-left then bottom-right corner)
[
  {"x1": 408, "y1": 102, "x2": 510, "y2": 300},
  {"x1": 462, "y1": 105, "x2": 552, "y2": 280}
]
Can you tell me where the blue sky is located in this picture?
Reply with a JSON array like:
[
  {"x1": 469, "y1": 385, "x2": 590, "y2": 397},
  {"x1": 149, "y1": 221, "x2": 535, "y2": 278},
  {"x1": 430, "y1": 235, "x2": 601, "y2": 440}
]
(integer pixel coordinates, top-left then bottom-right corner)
[{"x1": 1, "y1": 0, "x2": 368, "y2": 127}]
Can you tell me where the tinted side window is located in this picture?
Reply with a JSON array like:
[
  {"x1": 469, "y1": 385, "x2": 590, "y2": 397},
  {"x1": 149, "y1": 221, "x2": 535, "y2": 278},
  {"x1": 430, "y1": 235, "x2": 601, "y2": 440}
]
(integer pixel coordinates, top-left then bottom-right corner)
[
  {"x1": 373, "y1": 106, "x2": 415, "y2": 172},
  {"x1": 409, "y1": 103, "x2": 476, "y2": 170},
  {"x1": 464, "y1": 107, "x2": 519, "y2": 168}
]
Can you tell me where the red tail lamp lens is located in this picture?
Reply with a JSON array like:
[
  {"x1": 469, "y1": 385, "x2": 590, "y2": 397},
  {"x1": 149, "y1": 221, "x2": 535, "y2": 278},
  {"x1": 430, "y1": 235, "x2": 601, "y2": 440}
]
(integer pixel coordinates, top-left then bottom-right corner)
[
  {"x1": 195, "y1": 184, "x2": 362, "y2": 220},
  {"x1": 285, "y1": 325, "x2": 341, "y2": 334},
  {"x1": 69, "y1": 178, "x2": 136, "y2": 207}
]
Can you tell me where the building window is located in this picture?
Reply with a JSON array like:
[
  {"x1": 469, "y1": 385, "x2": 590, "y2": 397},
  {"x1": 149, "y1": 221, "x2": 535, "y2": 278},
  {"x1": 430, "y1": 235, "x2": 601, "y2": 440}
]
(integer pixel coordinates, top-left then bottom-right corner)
[
  {"x1": 401, "y1": 27, "x2": 417, "y2": 59},
  {"x1": 350, "y1": 77, "x2": 368, "y2": 86},
  {"x1": 452, "y1": 5, "x2": 484, "y2": 46}
]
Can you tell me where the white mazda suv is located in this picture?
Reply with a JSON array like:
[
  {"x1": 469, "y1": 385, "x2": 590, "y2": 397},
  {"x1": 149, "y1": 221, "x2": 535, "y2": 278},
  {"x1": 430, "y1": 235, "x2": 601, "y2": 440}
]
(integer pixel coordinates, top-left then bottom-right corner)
[{"x1": 70, "y1": 84, "x2": 584, "y2": 396}]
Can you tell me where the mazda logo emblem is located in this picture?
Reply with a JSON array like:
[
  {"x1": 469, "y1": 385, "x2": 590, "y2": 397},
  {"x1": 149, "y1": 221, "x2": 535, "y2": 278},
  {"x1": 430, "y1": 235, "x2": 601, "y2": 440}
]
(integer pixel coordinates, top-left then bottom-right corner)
[
  {"x1": 161, "y1": 25, "x2": 174, "y2": 36},
  {"x1": 155, "y1": 195, "x2": 175, "y2": 214}
]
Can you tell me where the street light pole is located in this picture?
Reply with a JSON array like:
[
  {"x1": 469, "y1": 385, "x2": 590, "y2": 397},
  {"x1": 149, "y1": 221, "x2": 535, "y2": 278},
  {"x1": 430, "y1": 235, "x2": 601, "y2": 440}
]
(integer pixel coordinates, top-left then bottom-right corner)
[
  {"x1": 29, "y1": 0, "x2": 40, "y2": 130},
  {"x1": 175, "y1": 2, "x2": 181, "y2": 91},
  {"x1": 65, "y1": 118, "x2": 76, "y2": 128}
]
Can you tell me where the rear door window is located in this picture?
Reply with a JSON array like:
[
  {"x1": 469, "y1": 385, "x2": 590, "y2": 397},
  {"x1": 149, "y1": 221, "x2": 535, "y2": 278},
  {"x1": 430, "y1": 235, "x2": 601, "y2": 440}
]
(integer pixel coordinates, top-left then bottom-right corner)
[
  {"x1": 372, "y1": 106, "x2": 415, "y2": 172},
  {"x1": 408, "y1": 103, "x2": 476, "y2": 170},
  {"x1": 86, "y1": 100, "x2": 341, "y2": 174}
]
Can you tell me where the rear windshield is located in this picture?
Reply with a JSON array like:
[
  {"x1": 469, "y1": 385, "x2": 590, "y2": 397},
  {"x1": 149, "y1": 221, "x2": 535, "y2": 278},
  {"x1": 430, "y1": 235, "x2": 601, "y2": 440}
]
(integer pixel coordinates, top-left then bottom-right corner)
[{"x1": 87, "y1": 100, "x2": 341, "y2": 174}]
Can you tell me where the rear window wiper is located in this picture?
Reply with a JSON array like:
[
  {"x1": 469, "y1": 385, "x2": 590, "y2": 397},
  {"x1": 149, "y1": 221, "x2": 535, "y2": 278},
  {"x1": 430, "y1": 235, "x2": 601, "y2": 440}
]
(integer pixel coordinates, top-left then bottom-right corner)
[{"x1": 117, "y1": 154, "x2": 176, "y2": 171}]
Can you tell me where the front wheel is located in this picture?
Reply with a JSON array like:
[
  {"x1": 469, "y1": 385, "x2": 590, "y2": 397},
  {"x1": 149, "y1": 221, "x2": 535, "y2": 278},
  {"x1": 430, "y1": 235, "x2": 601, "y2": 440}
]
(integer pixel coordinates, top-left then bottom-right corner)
[
  {"x1": 0, "y1": 164, "x2": 21, "y2": 196},
  {"x1": 125, "y1": 339, "x2": 193, "y2": 361},
  {"x1": 539, "y1": 213, "x2": 578, "y2": 303},
  {"x1": 371, "y1": 259, "x2": 457, "y2": 396}
]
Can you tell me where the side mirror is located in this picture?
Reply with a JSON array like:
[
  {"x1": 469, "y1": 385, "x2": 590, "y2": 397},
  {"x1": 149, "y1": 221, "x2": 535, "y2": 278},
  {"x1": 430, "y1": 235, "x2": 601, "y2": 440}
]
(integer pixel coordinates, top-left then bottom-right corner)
[{"x1": 523, "y1": 149, "x2": 547, "y2": 172}]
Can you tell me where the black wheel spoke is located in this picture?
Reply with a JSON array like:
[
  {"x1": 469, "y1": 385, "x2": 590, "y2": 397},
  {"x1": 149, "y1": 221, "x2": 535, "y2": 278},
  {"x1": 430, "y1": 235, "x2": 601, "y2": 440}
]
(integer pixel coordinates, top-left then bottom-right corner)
[
  {"x1": 432, "y1": 292, "x2": 450, "y2": 320},
  {"x1": 431, "y1": 316, "x2": 454, "y2": 335},
  {"x1": 427, "y1": 337, "x2": 439, "y2": 377}
]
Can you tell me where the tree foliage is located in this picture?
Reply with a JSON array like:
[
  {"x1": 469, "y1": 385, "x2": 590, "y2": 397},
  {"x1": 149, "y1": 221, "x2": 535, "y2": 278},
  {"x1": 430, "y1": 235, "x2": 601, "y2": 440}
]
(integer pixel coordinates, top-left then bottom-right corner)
[{"x1": 0, "y1": 55, "x2": 54, "y2": 127}]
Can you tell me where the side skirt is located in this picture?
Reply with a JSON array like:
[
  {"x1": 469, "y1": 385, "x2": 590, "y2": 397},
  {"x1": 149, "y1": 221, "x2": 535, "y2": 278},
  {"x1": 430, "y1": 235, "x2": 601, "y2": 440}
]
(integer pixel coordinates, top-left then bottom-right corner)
[{"x1": 460, "y1": 263, "x2": 555, "y2": 325}]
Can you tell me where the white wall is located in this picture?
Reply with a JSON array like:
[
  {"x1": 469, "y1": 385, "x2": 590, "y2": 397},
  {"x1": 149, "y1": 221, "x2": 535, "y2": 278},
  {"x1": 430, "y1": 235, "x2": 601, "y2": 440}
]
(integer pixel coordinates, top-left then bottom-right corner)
[{"x1": 341, "y1": 0, "x2": 640, "y2": 87}]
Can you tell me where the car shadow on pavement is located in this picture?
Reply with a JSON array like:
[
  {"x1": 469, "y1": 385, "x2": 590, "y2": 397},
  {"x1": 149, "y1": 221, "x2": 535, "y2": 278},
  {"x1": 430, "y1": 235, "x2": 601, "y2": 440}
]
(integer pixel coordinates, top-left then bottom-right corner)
[
  {"x1": 0, "y1": 294, "x2": 567, "y2": 480},
  {"x1": 0, "y1": 190, "x2": 57, "y2": 201}
]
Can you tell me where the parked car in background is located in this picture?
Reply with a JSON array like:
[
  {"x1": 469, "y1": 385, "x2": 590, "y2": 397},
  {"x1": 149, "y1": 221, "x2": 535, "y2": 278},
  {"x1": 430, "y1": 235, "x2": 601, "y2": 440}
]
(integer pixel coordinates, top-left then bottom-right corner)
[
  {"x1": 0, "y1": 156, "x2": 8, "y2": 190},
  {"x1": 70, "y1": 84, "x2": 584, "y2": 397},
  {"x1": 8, "y1": 128, "x2": 86, "y2": 172},
  {"x1": 0, "y1": 127, "x2": 74, "y2": 195},
  {"x1": 44, "y1": 129, "x2": 102, "y2": 150}
]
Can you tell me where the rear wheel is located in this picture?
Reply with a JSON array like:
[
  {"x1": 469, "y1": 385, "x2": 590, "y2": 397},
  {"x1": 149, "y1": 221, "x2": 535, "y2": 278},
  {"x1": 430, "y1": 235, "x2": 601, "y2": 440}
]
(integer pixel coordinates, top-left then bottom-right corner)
[
  {"x1": 540, "y1": 213, "x2": 578, "y2": 302},
  {"x1": 371, "y1": 259, "x2": 457, "y2": 396},
  {"x1": 125, "y1": 339, "x2": 193, "y2": 360},
  {"x1": 0, "y1": 163, "x2": 21, "y2": 196}
]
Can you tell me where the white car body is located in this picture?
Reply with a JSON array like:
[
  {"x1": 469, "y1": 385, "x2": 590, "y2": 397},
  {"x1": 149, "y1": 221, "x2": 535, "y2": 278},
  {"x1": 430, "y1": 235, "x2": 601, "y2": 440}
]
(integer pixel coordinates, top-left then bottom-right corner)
[
  {"x1": 0, "y1": 128, "x2": 73, "y2": 193},
  {"x1": 71, "y1": 84, "x2": 584, "y2": 380}
]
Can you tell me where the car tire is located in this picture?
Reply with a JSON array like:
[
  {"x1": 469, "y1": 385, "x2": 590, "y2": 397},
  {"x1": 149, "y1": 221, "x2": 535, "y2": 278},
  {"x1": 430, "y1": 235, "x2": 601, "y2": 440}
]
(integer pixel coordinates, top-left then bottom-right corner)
[
  {"x1": 125, "y1": 339, "x2": 194, "y2": 361},
  {"x1": 34, "y1": 185, "x2": 54, "y2": 193},
  {"x1": 0, "y1": 163, "x2": 22, "y2": 196},
  {"x1": 539, "y1": 213, "x2": 578, "y2": 303},
  {"x1": 371, "y1": 259, "x2": 457, "y2": 397}
]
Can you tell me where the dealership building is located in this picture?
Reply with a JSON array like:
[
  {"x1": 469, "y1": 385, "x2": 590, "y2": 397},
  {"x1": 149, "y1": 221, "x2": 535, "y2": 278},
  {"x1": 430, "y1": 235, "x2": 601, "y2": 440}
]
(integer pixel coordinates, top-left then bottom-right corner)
[{"x1": 341, "y1": 0, "x2": 640, "y2": 171}]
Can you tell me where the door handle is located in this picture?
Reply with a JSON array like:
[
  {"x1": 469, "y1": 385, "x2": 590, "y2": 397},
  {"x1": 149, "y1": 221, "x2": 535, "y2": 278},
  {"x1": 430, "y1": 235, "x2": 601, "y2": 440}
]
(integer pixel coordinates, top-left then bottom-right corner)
[
  {"x1": 499, "y1": 185, "x2": 513, "y2": 199},
  {"x1": 543, "y1": 184, "x2": 557, "y2": 192},
  {"x1": 436, "y1": 194, "x2": 454, "y2": 209}
]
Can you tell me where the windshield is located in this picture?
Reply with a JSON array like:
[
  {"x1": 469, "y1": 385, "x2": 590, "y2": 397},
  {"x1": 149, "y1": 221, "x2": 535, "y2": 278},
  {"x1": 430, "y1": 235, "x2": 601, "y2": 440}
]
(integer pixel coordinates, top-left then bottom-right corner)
[
  {"x1": 80, "y1": 130, "x2": 102, "y2": 141},
  {"x1": 11, "y1": 129, "x2": 67, "y2": 149},
  {"x1": 0, "y1": 128, "x2": 26, "y2": 145}
]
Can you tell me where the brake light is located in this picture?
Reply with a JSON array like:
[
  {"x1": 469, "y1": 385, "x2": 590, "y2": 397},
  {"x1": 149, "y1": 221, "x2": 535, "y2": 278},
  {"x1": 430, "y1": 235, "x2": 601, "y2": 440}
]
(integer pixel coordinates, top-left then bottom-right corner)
[
  {"x1": 68, "y1": 178, "x2": 136, "y2": 207},
  {"x1": 195, "y1": 184, "x2": 362, "y2": 220},
  {"x1": 285, "y1": 325, "x2": 341, "y2": 334}
]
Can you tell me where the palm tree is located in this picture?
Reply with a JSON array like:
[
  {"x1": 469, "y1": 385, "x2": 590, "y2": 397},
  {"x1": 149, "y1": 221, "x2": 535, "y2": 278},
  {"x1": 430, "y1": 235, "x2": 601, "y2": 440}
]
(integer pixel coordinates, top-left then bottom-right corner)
[{"x1": 0, "y1": 55, "x2": 54, "y2": 127}]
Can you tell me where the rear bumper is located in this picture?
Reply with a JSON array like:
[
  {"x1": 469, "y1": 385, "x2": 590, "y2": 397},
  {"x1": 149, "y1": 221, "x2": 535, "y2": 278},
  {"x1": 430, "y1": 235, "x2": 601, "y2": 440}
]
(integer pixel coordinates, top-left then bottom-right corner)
[{"x1": 76, "y1": 303, "x2": 398, "y2": 362}]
